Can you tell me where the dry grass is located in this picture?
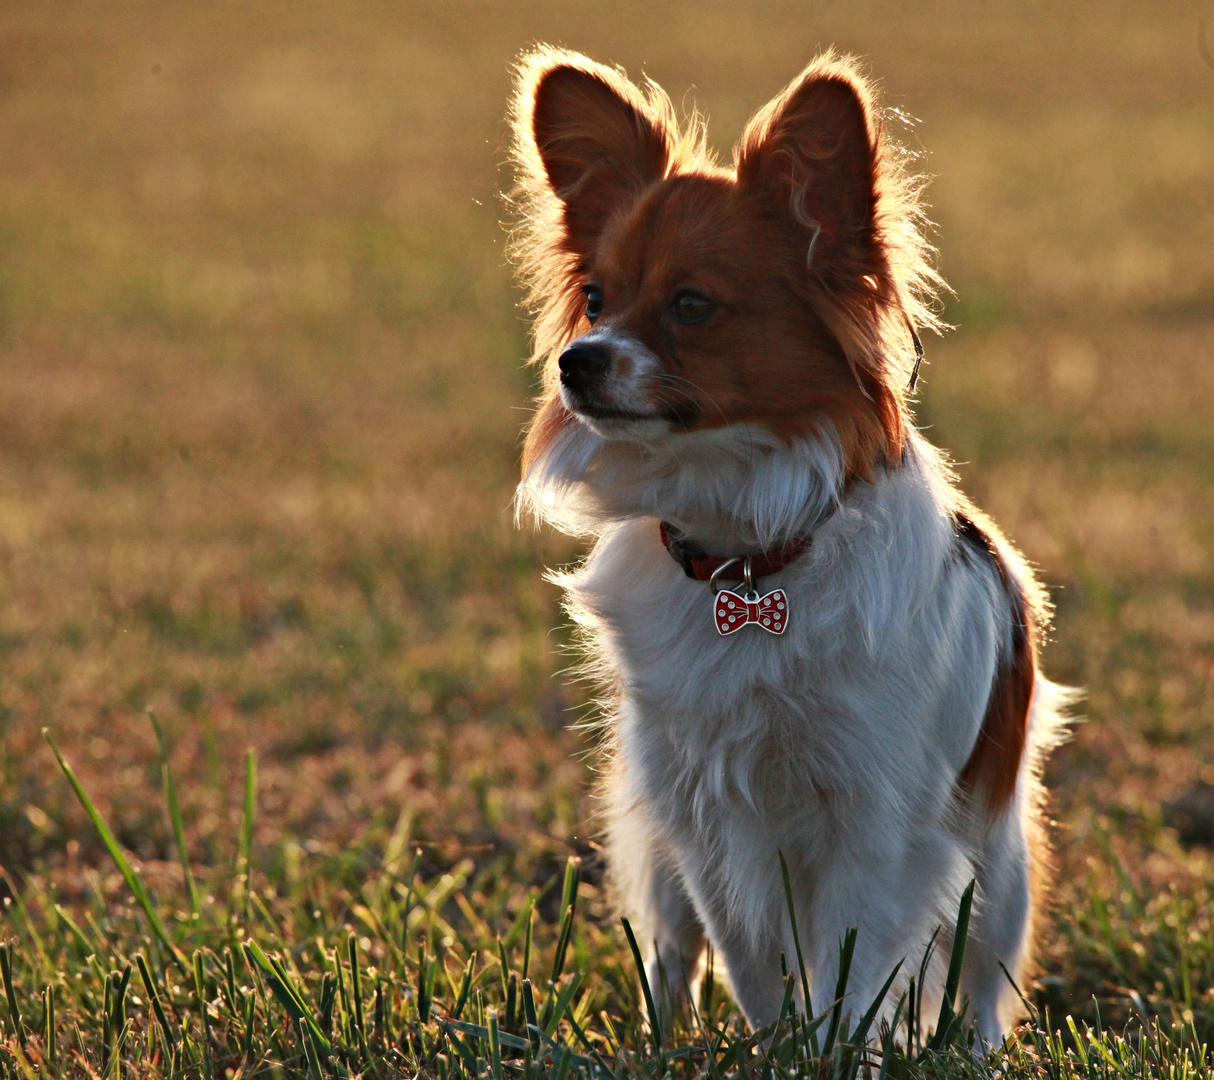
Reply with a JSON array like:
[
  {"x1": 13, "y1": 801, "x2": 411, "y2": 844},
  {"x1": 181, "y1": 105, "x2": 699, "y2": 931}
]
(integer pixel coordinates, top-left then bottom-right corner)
[{"x1": 0, "y1": 0, "x2": 1213, "y2": 1062}]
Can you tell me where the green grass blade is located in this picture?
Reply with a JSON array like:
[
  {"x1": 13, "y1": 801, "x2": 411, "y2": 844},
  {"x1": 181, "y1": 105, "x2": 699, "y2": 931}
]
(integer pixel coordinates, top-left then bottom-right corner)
[
  {"x1": 109, "y1": 965, "x2": 131, "y2": 1035},
  {"x1": 488, "y1": 1010, "x2": 504, "y2": 1080},
  {"x1": 243, "y1": 940, "x2": 332, "y2": 1056},
  {"x1": 910, "y1": 925, "x2": 940, "y2": 1055},
  {"x1": 54, "y1": 905, "x2": 98, "y2": 958},
  {"x1": 522, "y1": 902, "x2": 533, "y2": 983},
  {"x1": 440, "y1": 1021, "x2": 482, "y2": 1074},
  {"x1": 560, "y1": 855, "x2": 581, "y2": 914},
  {"x1": 775, "y1": 970, "x2": 795, "y2": 1037},
  {"x1": 699, "y1": 943, "x2": 715, "y2": 1026},
  {"x1": 621, "y1": 917, "x2": 664, "y2": 1064},
  {"x1": 416, "y1": 945, "x2": 433, "y2": 1024},
  {"x1": 192, "y1": 950, "x2": 212, "y2": 1075},
  {"x1": 560, "y1": 996, "x2": 616, "y2": 1076},
  {"x1": 374, "y1": 806, "x2": 414, "y2": 907},
  {"x1": 318, "y1": 970, "x2": 337, "y2": 1039},
  {"x1": 42, "y1": 983, "x2": 56, "y2": 1070},
  {"x1": 851, "y1": 959, "x2": 903, "y2": 1049},
  {"x1": 348, "y1": 931, "x2": 371, "y2": 1062},
  {"x1": 136, "y1": 953, "x2": 177, "y2": 1056},
  {"x1": 235, "y1": 749, "x2": 257, "y2": 923},
  {"x1": 877, "y1": 994, "x2": 906, "y2": 1080},
  {"x1": 550, "y1": 857, "x2": 581, "y2": 984},
  {"x1": 220, "y1": 947, "x2": 239, "y2": 1017},
  {"x1": 441, "y1": 1018, "x2": 530, "y2": 1053},
  {"x1": 42, "y1": 728, "x2": 187, "y2": 971},
  {"x1": 298, "y1": 1019, "x2": 324, "y2": 1080},
  {"x1": 550, "y1": 1043, "x2": 573, "y2": 1080},
  {"x1": 927, "y1": 878, "x2": 975, "y2": 1052},
  {"x1": 240, "y1": 987, "x2": 257, "y2": 1065},
  {"x1": 778, "y1": 851, "x2": 812, "y2": 1018},
  {"x1": 822, "y1": 927, "x2": 857, "y2": 1055},
  {"x1": 0, "y1": 941, "x2": 26, "y2": 1048},
  {"x1": 450, "y1": 951, "x2": 476, "y2": 1022},
  {"x1": 0, "y1": 868, "x2": 53, "y2": 984},
  {"x1": 496, "y1": 936, "x2": 510, "y2": 1002},
  {"x1": 148, "y1": 712, "x2": 201, "y2": 918},
  {"x1": 1068, "y1": 1015, "x2": 1091, "y2": 1069},
  {"x1": 521, "y1": 977, "x2": 539, "y2": 1053},
  {"x1": 542, "y1": 972, "x2": 584, "y2": 1039},
  {"x1": 714, "y1": 1028, "x2": 765, "y2": 1074},
  {"x1": 502, "y1": 897, "x2": 534, "y2": 955}
]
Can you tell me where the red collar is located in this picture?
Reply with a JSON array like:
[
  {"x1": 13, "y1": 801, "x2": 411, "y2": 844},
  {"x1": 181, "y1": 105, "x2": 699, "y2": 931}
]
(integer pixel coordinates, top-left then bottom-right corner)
[{"x1": 659, "y1": 521, "x2": 810, "y2": 583}]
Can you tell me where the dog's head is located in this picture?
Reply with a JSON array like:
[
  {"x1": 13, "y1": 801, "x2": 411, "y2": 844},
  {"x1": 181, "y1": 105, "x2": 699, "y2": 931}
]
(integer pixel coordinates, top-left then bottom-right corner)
[{"x1": 511, "y1": 49, "x2": 942, "y2": 518}]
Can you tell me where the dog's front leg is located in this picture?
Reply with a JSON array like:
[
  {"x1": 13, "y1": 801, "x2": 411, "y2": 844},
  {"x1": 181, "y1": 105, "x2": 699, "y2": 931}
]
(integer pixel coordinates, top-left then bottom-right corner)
[
  {"x1": 703, "y1": 923, "x2": 791, "y2": 1032},
  {"x1": 801, "y1": 858, "x2": 919, "y2": 1036},
  {"x1": 643, "y1": 862, "x2": 706, "y2": 1028},
  {"x1": 605, "y1": 785, "x2": 705, "y2": 1032}
]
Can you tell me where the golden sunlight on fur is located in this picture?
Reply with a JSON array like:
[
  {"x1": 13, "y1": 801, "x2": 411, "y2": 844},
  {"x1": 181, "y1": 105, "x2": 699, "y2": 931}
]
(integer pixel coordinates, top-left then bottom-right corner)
[
  {"x1": 511, "y1": 45, "x2": 1072, "y2": 1046},
  {"x1": 511, "y1": 48, "x2": 944, "y2": 479}
]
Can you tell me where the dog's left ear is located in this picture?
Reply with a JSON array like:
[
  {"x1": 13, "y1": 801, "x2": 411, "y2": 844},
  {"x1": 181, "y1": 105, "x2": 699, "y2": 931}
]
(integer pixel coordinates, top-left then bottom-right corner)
[{"x1": 737, "y1": 57, "x2": 881, "y2": 282}]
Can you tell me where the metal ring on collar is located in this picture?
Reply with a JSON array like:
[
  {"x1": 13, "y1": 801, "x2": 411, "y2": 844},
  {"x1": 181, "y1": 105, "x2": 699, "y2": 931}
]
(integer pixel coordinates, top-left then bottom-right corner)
[{"x1": 709, "y1": 555, "x2": 755, "y2": 598}]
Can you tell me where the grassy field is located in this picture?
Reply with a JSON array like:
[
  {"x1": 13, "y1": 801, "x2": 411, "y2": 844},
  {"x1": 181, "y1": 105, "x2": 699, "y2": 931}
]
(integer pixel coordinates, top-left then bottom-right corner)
[{"x1": 0, "y1": 1, "x2": 1212, "y2": 1075}]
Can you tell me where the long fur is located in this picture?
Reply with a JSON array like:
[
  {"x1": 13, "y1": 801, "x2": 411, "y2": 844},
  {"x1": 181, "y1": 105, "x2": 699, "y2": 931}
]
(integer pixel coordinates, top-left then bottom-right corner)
[{"x1": 509, "y1": 47, "x2": 1071, "y2": 1045}]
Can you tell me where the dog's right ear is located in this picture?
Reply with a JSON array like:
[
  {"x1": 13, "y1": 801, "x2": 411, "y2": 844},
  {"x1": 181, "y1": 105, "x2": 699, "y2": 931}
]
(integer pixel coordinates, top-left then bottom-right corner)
[{"x1": 515, "y1": 49, "x2": 672, "y2": 255}]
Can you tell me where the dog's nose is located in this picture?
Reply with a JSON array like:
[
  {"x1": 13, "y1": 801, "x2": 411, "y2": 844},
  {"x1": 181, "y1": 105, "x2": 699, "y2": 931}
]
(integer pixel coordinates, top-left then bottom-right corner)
[{"x1": 558, "y1": 341, "x2": 610, "y2": 391}]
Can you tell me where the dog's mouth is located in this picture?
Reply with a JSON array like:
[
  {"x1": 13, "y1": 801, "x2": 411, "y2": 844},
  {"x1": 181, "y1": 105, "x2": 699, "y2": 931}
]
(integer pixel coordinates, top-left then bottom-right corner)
[
  {"x1": 571, "y1": 400, "x2": 659, "y2": 422},
  {"x1": 566, "y1": 394, "x2": 703, "y2": 430}
]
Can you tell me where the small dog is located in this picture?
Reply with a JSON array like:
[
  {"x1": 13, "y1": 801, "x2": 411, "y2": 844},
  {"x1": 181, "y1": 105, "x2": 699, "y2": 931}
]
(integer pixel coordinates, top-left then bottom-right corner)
[{"x1": 510, "y1": 47, "x2": 1069, "y2": 1045}]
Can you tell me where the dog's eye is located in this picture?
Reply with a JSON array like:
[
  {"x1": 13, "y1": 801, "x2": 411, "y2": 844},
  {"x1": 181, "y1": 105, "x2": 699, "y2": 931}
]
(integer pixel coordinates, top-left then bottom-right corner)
[
  {"x1": 671, "y1": 291, "x2": 715, "y2": 325},
  {"x1": 584, "y1": 284, "x2": 604, "y2": 323}
]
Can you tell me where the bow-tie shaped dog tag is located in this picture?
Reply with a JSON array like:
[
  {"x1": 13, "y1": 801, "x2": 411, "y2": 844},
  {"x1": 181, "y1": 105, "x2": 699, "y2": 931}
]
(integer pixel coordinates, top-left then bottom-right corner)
[
  {"x1": 714, "y1": 589, "x2": 788, "y2": 635},
  {"x1": 707, "y1": 554, "x2": 791, "y2": 637}
]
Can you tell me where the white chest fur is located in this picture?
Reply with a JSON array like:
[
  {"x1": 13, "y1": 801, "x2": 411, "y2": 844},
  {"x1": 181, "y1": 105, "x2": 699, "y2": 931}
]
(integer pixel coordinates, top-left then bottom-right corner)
[
  {"x1": 565, "y1": 447, "x2": 1005, "y2": 802},
  {"x1": 527, "y1": 427, "x2": 1048, "y2": 1039}
]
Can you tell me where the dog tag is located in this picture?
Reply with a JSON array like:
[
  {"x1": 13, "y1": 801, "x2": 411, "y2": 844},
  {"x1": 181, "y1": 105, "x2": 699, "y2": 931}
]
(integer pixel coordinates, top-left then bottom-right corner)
[{"x1": 714, "y1": 588, "x2": 788, "y2": 635}]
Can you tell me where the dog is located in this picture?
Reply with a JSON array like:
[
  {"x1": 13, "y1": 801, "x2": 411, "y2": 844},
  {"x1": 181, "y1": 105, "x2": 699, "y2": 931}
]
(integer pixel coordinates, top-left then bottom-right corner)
[{"x1": 509, "y1": 46, "x2": 1069, "y2": 1045}]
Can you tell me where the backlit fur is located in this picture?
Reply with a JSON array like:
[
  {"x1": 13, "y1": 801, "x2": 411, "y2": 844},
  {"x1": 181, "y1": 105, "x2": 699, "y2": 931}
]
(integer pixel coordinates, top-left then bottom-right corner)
[{"x1": 509, "y1": 47, "x2": 1071, "y2": 1045}]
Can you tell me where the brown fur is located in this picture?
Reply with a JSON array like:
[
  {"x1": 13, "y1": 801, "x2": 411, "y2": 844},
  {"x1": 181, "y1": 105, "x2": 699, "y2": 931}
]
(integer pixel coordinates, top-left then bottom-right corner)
[
  {"x1": 946, "y1": 504, "x2": 1058, "y2": 980},
  {"x1": 951, "y1": 506, "x2": 1051, "y2": 814},
  {"x1": 508, "y1": 48, "x2": 945, "y2": 480}
]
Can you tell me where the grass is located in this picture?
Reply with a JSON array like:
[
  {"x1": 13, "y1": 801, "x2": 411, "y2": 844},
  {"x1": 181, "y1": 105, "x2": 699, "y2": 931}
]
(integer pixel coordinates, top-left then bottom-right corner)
[
  {"x1": 0, "y1": 0, "x2": 1212, "y2": 1075},
  {"x1": 1, "y1": 727, "x2": 1209, "y2": 1078}
]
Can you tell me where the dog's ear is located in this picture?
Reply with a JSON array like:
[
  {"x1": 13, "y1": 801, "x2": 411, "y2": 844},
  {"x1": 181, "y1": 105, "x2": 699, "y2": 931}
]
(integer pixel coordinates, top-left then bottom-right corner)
[
  {"x1": 519, "y1": 50, "x2": 672, "y2": 254},
  {"x1": 737, "y1": 56, "x2": 881, "y2": 282}
]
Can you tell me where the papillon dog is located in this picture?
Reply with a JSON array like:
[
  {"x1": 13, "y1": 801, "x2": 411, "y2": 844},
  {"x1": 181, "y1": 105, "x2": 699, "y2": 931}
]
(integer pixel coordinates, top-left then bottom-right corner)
[{"x1": 509, "y1": 46, "x2": 1070, "y2": 1045}]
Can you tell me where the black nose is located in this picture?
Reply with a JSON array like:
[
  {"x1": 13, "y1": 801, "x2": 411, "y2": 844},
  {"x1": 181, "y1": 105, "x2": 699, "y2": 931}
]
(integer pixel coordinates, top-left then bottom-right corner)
[{"x1": 558, "y1": 341, "x2": 610, "y2": 391}]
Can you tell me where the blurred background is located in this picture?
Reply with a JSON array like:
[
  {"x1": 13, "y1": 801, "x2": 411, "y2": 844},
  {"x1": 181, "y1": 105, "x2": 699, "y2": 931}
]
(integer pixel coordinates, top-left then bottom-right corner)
[{"x1": 0, "y1": 0, "x2": 1211, "y2": 1005}]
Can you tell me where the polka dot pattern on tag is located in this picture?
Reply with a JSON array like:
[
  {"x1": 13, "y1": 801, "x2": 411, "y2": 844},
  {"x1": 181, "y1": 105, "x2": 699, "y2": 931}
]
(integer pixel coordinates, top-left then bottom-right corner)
[{"x1": 714, "y1": 588, "x2": 789, "y2": 635}]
